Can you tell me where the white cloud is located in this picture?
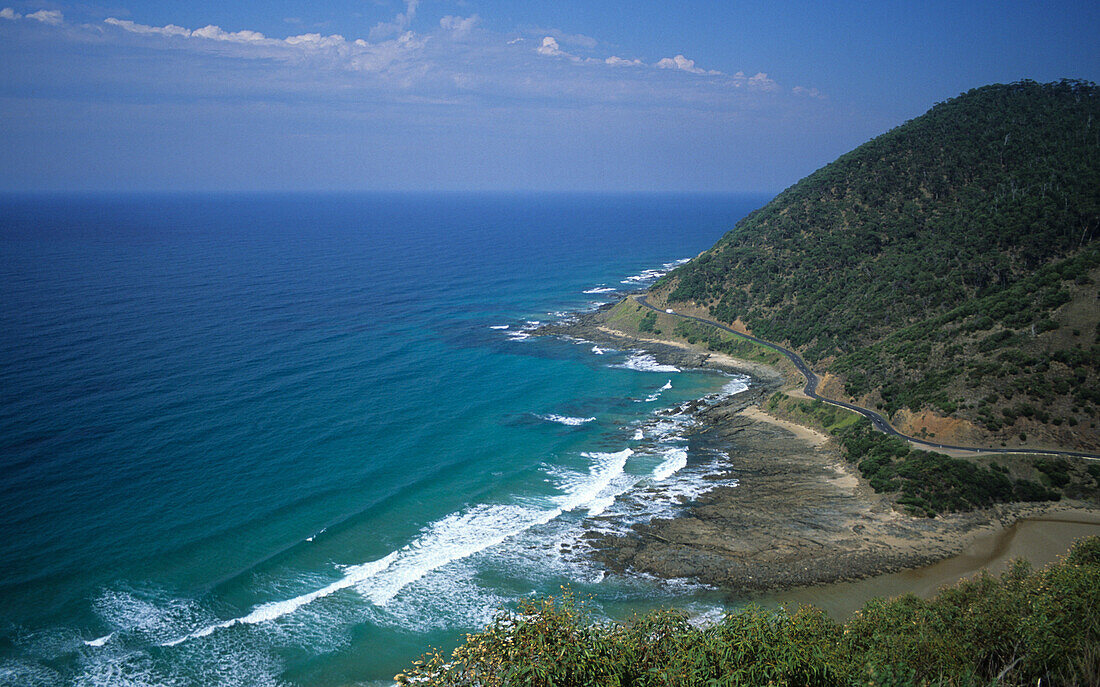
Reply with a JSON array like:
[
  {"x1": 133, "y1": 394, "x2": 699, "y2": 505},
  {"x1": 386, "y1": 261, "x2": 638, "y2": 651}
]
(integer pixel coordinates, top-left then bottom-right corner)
[
  {"x1": 656, "y1": 54, "x2": 718, "y2": 75},
  {"x1": 605, "y1": 55, "x2": 642, "y2": 67},
  {"x1": 793, "y1": 86, "x2": 823, "y2": 98},
  {"x1": 440, "y1": 15, "x2": 478, "y2": 35},
  {"x1": 191, "y1": 25, "x2": 267, "y2": 43},
  {"x1": 2, "y1": 8, "x2": 64, "y2": 24},
  {"x1": 284, "y1": 32, "x2": 346, "y2": 48},
  {"x1": 105, "y1": 18, "x2": 191, "y2": 38},
  {"x1": 746, "y1": 72, "x2": 779, "y2": 90},
  {"x1": 85, "y1": 11, "x2": 811, "y2": 109},
  {"x1": 2, "y1": 7, "x2": 65, "y2": 25},
  {"x1": 536, "y1": 36, "x2": 561, "y2": 56},
  {"x1": 535, "y1": 35, "x2": 584, "y2": 63},
  {"x1": 26, "y1": 9, "x2": 62, "y2": 25},
  {"x1": 105, "y1": 17, "x2": 345, "y2": 51}
]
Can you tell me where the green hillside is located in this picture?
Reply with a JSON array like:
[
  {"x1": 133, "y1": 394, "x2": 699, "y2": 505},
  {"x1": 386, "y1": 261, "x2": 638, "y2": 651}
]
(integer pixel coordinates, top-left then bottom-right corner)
[{"x1": 657, "y1": 80, "x2": 1100, "y2": 450}]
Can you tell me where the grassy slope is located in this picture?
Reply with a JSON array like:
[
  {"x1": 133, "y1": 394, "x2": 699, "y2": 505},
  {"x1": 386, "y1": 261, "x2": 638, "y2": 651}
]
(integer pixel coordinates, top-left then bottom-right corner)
[
  {"x1": 601, "y1": 298, "x2": 795, "y2": 375},
  {"x1": 658, "y1": 80, "x2": 1100, "y2": 451}
]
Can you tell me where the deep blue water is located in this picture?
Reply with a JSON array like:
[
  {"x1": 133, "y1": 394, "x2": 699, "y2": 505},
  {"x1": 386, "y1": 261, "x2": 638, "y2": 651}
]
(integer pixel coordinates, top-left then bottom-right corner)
[{"x1": 0, "y1": 193, "x2": 770, "y2": 686}]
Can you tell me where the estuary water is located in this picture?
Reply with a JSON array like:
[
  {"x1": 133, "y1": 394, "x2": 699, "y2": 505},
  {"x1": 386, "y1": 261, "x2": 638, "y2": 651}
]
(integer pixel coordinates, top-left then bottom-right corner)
[{"x1": 0, "y1": 193, "x2": 770, "y2": 686}]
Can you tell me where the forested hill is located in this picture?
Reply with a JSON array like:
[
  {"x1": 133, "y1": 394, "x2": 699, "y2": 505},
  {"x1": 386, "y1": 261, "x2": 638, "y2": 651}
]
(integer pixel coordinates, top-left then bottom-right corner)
[{"x1": 656, "y1": 79, "x2": 1100, "y2": 450}]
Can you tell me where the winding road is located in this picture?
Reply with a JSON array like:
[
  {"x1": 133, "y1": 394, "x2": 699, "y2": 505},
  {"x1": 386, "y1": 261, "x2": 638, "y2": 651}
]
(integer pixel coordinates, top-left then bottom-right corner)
[{"x1": 636, "y1": 295, "x2": 1100, "y2": 461}]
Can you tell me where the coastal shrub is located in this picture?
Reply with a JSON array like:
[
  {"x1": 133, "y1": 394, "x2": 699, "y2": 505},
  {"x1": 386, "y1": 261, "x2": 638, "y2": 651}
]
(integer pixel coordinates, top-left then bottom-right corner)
[
  {"x1": 402, "y1": 538, "x2": 1100, "y2": 687},
  {"x1": 400, "y1": 592, "x2": 850, "y2": 687},
  {"x1": 765, "y1": 393, "x2": 862, "y2": 435},
  {"x1": 680, "y1": 605, "x2": 846, "y2": 686},
  {"x1": 843, "y1": 549, "x2": 1100, "y2": 685},
  {"x1": 671, "y1": 319, "x2": 784, "y2": 367},
  {"x1": 1033, "y1": 457, "x2": 1072, "y2": 488},
  {"x1": 837, "y1": 420, "x2": 1059, "y2": 515}
]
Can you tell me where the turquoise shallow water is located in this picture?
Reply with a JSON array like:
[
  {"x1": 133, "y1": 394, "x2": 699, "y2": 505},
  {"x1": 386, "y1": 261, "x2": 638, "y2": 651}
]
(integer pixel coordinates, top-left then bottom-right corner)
[{"x1": 0, "y1": 193, "x2": 770, "y2": 686}]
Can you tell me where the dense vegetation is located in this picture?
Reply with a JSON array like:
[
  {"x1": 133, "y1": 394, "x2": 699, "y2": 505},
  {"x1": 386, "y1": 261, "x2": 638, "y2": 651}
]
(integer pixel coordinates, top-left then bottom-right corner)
[
  {"x1": 834, "y1": 419, "x2": 1062, "y2": 517},
  {"x1": 658, "y1": 80, "x2": 1100, "y2": 448},
  {"x1": 401, "y1": 537, "x2": 1100, "y2": 686},
  {"x1": 637, "y1": 310, "x2": 661, "y2": 334},
  {"x1": 764, "y1": 394, "x2": 1094, "y2": 516}
]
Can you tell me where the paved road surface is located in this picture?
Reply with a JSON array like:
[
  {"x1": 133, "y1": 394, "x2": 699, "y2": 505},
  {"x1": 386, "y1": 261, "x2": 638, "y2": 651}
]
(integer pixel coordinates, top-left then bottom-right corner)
[{"x1": 636, "y1": 295, "x2": 1100, "y2": 461}]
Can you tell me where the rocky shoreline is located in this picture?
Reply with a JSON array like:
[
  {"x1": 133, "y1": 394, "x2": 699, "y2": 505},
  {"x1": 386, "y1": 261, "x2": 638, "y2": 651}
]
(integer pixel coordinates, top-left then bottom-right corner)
[{"x1": 539, "y1": 308, "x2": 1099, "y2": 594}]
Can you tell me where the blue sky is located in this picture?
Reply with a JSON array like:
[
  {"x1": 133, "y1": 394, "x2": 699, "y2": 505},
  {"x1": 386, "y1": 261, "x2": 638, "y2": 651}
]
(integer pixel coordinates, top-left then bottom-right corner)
[{"x1": 1, "y1": 1, "x2": 1097, "y2": 192}]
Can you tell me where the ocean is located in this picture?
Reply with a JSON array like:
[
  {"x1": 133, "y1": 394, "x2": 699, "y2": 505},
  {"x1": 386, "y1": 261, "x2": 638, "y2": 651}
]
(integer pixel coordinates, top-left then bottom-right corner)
[{"x1": 0, "y1": 192, "x2": 771, "y2": 686}]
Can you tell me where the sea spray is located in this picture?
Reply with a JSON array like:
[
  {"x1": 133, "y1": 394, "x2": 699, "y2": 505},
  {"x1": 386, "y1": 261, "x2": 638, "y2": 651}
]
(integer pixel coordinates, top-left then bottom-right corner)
[
  {"x1": 651, "y1": 448, "x2": 688, "y2": 481},
  {"x1": 614, "y1": 352, "x2": 680, "y2": 373},
  {"x1": 536, "y1": 414, "x2": 597, "y2": 426}
]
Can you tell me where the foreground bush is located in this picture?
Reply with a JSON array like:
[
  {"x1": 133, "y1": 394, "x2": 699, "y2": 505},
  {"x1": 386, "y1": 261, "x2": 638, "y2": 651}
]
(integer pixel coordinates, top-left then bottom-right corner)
[{"x1": 400, "y1": 537, "x2": 1100, "y2": 687}]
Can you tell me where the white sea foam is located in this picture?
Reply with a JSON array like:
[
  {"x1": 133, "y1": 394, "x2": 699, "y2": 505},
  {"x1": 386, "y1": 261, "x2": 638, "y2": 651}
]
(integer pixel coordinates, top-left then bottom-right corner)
[
  {"x1": 505, "y1": 320, "x2": 545, "y2": 341},
  {"x1": 717, "y1": 374, "x2": 750, "y2": 398},
  {"x1": 644, "y1": 380, "x2": 672, "y2": 402},
  {"x1": 651, "y1": 448, "x2": 688, "y2": 481},
  {"x1": 584, "y1": 494, "x2": 617, "y2": 517},
  {"x1": 614, "y1": 352, "x2": 680, "y2": 373},
  {"x1": 488, "y1": 325, "x2": 510, "y2": 330},
  {"x1": 650, "y1": 417, "x2": 693, "y2": 442},
  {"x1": 79, "y1": 600, "x2": 283, "y2": 687},
  {"x1": 591, "y1": 345, "x2": 606, "y2": 355},
  {"x1": 555, "y1": 449, "x2": 633, "y2": 516},
  {"x1": 92, "y1": 588, "x2": 213, "y2": 647},
  {"x1": 84, "y1": 633, "x2": 113, "y2": 647},
  {"x1": 588, "y1": 447, "x2": 738, "y2": 536},
  {"x1": 619, "y1": 258, "x2": 690, "y2": 285},
  {"x1": 161, "y1": 552, "x2": 399, "y2": 646},
  {"x1": 632, "y1": 429, "x2": 644, "y2": 440},
  {"x1": 364, "y1": 560, "x2": 504, "y2": 633},
  {"x1": 158, "y1": 450, "x2": 636, "y2": 646},
  {"x1": 582, "y1": 287, "x2": 616, "y2": 294},
  {"x1": 537, "y1": 414, "x2": 596, "y2": 426},
  {"x1": 620, "y1": 269, "x2": 664, "y2": 284},
  {"x1": 162, "y1": 502, "x2": 549, "y2": 646},
  {"x1": 352, "y1": 505, "x2": 562, "y2": 607}
]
